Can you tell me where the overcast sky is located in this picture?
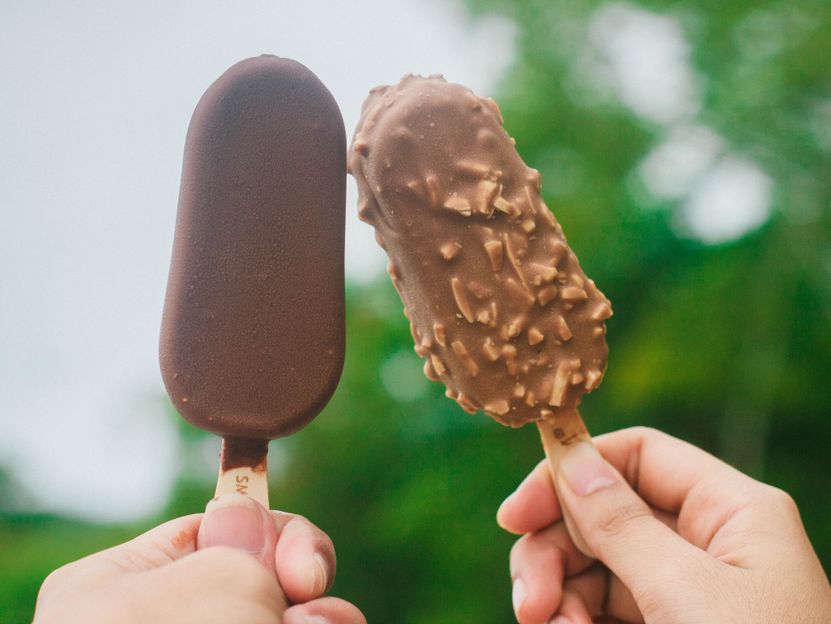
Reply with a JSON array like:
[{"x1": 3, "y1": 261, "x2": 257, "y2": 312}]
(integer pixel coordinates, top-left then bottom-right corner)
[{"x1": 0, "y1": 0, "x2": 515, "y2": 521}]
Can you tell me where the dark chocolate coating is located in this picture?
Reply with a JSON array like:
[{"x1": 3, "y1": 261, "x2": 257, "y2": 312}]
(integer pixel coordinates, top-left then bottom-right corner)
[
  {"x1": 220, "y1": 437, "x2": 269, "y2": 471},
  {"x1": 160, "y1": 56, "x2": 346, "y2": 440},
  {"x1": 348, "y1": 76, "x2": 611, "y2": 427}
]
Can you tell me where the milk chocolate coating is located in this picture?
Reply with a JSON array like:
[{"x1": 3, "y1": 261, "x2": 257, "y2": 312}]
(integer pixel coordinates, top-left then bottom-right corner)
[
  {"x1": 348, "y1": 75, "x2": 611, "y2": 427},
  {"x1": 160, "y1": 56, "x2": 346, "y2": 441}
]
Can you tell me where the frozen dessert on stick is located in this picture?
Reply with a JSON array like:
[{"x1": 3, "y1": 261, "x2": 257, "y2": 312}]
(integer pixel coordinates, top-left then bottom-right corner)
[
  {"x1": 160, "y1": 56, "x2": 346, "y2": 507},
  {"x1": 348, "y1": 75, "x2": 611, "y2": 552}
]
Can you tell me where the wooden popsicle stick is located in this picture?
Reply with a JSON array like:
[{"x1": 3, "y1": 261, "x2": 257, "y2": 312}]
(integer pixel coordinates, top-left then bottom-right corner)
[
  {"x1": 536, "y1": 407, "x2": 594, "y2": 557},
  {"x1": 215, "y1": 465, "x2": 269, "y2": 508},
  {"x1": 214, "y1": 437, "x2": 270, "y2": 508}
]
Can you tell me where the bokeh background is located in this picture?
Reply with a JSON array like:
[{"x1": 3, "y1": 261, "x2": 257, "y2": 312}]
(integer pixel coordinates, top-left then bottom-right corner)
[{"x1": 2, "y1": 0, "x2": 830, "y2": 622}]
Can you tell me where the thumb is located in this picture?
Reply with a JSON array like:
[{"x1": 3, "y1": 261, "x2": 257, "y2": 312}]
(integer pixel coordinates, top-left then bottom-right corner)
[
  {"x1": 555, "y1": 441, "x2": 710, "y2": 597},
  {"x1": 197, "y1": 493, "x2": 278, "y2": 572}
]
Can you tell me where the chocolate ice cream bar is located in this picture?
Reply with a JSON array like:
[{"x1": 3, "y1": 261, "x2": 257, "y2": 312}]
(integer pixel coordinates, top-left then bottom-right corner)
[
  {"x1": 160, "y1": 56, "x2": 346, "y2": 504},
  {"x1": 348, "y1": 75, "x2": 611, "y2": 556},
  {"x1": 348, "y1": 75, "x2": 610, "y2": 428}
]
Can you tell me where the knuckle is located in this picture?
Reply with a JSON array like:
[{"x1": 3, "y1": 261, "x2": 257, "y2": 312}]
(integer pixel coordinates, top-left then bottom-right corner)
[
  {"x1": 36, "y1": 559, "x2": 117, "y2": 620},
  {"x1": 291, "y1": 516, "x2": 335, "y2": 552},
  {"x1": 530, "y1": 522, "x2": 571, "y2": 555},
  {"x1": 509, "y1": 533, "x2": 532, "y2": 570},
  {"x1": 762, "y1": 485, "x2": 800, "y2": 517},
  {"x1": 39, "y1": 566, "x2": 66, "y2": 594},
  {"x1": 626, "y1": 425, "x2": 664, "y2": 443},
  {"x1": 595, "y1": 501, "x2": 652, "y2": 540},
  {"x1": 107, "y1": 546, "x2": 157, "y2": 572},
  {"x1": 38, "y1": 558, "x2": 88, "y2": 598},
  {"x1": 37, "y1": 565, "x2": 71, "y2": 602},
  {"x1": 509, "y1": 529, "x2": 566, "y2": 579},
  {"x1": 508, "y1": 534, "x2": 540, "y2": 579},
  {"x1": 270, "y1": 509, "x2": 298, "y2": 533}
]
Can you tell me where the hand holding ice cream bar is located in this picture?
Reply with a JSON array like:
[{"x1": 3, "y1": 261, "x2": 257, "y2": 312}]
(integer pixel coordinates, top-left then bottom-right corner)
[
  {"x1": 160, "y1": 56, "x2": 346, "y2": 507},
  {"x1": 348, "y1": 75, "x2": 611, "y2": 553}
]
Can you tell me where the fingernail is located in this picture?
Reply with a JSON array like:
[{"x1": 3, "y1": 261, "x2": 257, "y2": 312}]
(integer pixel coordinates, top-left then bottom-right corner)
[
  {"x1": 312, "y1": 552, "x2": 329, "y2": 594},
  {"x1": 201, "y1": 493, "x2": 267, "y2": 555},
  {"x1": 300, "y1": 617, "x2": 328, "y2": 624},
  {"x1": 558, "y1": 442, "x2": 617, "y2": 496},
  {"x1": 549, "y1": 616, "x2": 572, "y2": 624},
  {"x1": 512, "y1": 578, "x2": 527, "y2": 617}
]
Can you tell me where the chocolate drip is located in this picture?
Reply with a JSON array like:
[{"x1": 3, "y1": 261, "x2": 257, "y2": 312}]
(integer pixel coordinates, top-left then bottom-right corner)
[{"x1": 220, "y1": 437, "x2": 269, "y2": 472}]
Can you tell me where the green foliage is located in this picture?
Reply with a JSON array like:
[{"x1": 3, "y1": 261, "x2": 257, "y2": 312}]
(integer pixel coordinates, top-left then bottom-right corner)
[
  {"x1": 3, "y1": 0, "x2": 830, "y2": 620},
  {"x1": 0, "y1": 515, "x2": 141, "y2": 624}
]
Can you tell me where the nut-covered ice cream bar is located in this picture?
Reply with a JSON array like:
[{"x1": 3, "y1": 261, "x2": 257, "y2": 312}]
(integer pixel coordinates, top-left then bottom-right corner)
[{"x1": 348, "y1": 75, "x2": 611, "y2": 428}]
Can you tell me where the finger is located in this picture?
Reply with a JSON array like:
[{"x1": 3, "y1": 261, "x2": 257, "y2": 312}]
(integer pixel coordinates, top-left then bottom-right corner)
[
  {"x1": 272, "y1": 512, "x2": 336, "y2": 603},
  {"x1": 593, "y1": 427, "x2": 740, "y2": 510},
  {"x1": 502, "y1": 428, "x2": 753, "y2": 546},
  {"x1": 498, "y1": 460, "x2": 562, "y2": 535},
  {"x1": 553, "y1": 588, "x2": 595, "y2": 624},
  {"x1": 283, "y1": 597, "x2": 367, "y2": 624},
  {"x1": 562, "y1": 566, "x2": 642, "y2": 623},
  {"x1": 510, "y1": 520, "x2": 594, "y2": 623},
  {"x1": 555, "y1": 441, "x2": 713, "y2": 603},
  {"x1": 509, "y1": 532, "x2": 563, "y2": 624},
  {"x1": 151, "y1": 546, "x2": 288, "y2": 616},
  {"x1": 197, "y1": 494, "x2": 279, "y2": 571},
  {"x1": 506, "y1": 494, "x2": 675, "y2": 623},
  {"x1": 593, "y1": 427, "x2": 762, "y2": 548},
  {"x1": 497, "y1": 457, "x2": 679, "y2": 538},
  {"x1": 95, "y1": 514, "x2": 204, "y2": 572},
  {"x1": 509, "y1": 520, "x2": 654, "y2": 623}
]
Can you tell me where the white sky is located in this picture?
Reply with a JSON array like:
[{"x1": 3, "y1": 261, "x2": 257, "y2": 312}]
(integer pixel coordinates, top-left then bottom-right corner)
[
  {"x1": 587, "y1": 2, "x2": 773, "y2": 243},
  {"x1": 0, "y1": 0, "x2": 515, "y2": 521},
  {"x1": 588, "y1": 2, "x2": 699, "y2": 124}
]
